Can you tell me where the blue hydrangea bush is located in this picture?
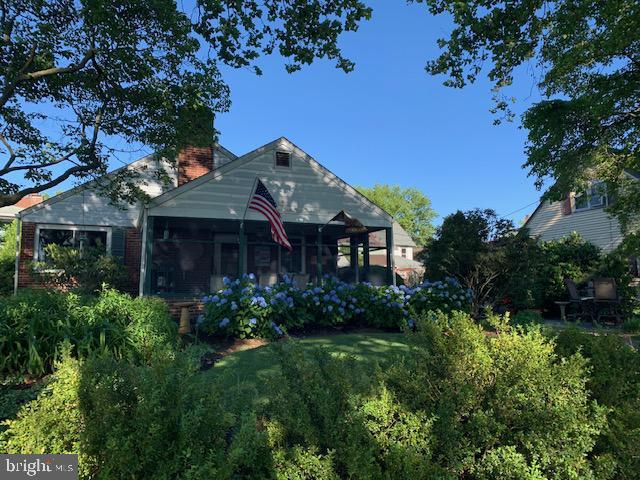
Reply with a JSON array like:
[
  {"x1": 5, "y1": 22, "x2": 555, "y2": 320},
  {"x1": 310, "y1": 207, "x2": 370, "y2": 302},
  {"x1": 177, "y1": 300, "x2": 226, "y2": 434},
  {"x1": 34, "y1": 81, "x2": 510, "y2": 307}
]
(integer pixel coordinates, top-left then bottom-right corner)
[{"x1": 200, "y1": 274, "x2": 472, "y2": 340}]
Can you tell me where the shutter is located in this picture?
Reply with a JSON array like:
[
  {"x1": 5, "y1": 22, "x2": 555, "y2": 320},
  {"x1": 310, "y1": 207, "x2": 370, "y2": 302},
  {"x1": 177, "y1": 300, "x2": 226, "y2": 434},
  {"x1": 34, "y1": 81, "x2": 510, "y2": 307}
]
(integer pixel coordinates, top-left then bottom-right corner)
[
  {"x1": 561, "y1": 195, "x2": 572, "y2": 215},
  {"x1": 111, "y1": 227, "x2": 126, "y2": 262}
]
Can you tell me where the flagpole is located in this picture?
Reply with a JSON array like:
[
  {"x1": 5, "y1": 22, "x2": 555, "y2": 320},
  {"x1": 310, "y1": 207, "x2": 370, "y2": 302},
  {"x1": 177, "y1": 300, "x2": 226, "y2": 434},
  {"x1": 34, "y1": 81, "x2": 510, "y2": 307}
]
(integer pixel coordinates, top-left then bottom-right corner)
[{"x1": 238, "y1": 177, "x2": 259, "y2": 278}]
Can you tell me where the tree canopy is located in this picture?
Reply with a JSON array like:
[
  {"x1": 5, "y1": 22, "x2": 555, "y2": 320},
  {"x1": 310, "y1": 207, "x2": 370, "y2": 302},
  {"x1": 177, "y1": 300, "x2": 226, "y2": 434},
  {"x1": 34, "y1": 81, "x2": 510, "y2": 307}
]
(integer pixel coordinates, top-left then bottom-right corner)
[
  {"x1": 418, "y1": 0, "x2": 640, "y2": 229},
  {"x1": 0, "y1": 0, "x2": 371, "y2": 207},
  {"x1": 357, "y1": 184, "x2": 436, "y2": 246}
]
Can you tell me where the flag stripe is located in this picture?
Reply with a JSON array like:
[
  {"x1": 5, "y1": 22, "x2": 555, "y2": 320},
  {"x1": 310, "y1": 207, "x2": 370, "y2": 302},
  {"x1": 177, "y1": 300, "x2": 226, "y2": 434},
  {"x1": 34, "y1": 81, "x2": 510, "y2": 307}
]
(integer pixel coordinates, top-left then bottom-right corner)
[{"x1": 247, "y1": 179, "x2": 292, "y2": 251}]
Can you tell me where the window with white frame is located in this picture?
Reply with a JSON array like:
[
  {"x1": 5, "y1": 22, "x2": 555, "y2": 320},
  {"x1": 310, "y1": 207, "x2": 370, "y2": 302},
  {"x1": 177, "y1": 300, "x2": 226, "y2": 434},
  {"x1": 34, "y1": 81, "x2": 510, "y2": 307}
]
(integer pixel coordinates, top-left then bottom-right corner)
[
  {"x1": 35, "y1": 225, "x2": 112, "y2": 263},
  {"x1": 574, "y1": 182, "x2": 608, "y2": 211}
]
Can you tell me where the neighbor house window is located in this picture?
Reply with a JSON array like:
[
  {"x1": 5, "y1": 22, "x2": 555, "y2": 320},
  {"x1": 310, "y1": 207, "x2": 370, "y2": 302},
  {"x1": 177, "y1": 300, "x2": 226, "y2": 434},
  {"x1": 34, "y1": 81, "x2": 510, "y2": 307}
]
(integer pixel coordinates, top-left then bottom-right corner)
[
  {"x1": 34, "y1": 225, "x2": 111, "y2": 263},
  {"x1": 574, "y1": 182, "x2": 608, "y2": 211},
  {"x1": 401, "y1": 248, "x2": 407, "y2": 258},
  {"x1": 275, "y1": 151, "x2": 291, "y2": 168}
]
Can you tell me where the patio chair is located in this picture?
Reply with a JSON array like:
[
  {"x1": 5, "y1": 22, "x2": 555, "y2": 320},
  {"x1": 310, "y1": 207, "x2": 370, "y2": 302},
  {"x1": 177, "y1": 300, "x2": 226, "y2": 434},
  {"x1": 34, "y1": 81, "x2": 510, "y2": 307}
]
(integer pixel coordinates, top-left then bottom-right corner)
[
  {"x1": 593, "y1": 277, "x2": 622, "y2": 324},
  {"x1": 563, "y1": 277, "x2": 595, "y2": 322}
]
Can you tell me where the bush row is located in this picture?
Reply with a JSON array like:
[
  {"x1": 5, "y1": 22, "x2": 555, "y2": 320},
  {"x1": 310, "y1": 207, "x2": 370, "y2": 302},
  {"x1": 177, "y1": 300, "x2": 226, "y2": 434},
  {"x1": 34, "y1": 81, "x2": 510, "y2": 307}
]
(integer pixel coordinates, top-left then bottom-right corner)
[
  {"x1": 0, "y1": 288, "x2": 178, "y2": 377},
  {"x1": 200, "y1": 274, "x2": 472, "y2": 339},
  {"x1": 4, "y1": 312, "x2": 636, "y2": 479}
]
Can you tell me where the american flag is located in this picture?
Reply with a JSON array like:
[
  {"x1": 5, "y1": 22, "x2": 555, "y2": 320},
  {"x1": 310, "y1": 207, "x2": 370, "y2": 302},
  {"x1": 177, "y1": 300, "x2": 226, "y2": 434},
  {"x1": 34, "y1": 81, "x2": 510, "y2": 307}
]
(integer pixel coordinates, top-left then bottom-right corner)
[{"x1": 248, "y1": 179, "x2": 292, "y2": 251}]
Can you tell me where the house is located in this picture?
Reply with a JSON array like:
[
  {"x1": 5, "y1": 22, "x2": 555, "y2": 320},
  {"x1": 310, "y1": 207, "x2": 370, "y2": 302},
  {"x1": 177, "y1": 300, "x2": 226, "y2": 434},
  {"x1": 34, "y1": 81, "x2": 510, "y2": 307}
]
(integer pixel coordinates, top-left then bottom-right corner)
[
  {"x1": 523, "y1": 173, "x2": 639, "y2": 275},
  {"x1": 0, "y1": 194, "x2": 44, "y2": 222},
  {"x1": 15, "y1": 137, "x2": 397, "y2": 302},
  {"x1": 369, "y1": 221, "x2": 424, "y2": 284}
]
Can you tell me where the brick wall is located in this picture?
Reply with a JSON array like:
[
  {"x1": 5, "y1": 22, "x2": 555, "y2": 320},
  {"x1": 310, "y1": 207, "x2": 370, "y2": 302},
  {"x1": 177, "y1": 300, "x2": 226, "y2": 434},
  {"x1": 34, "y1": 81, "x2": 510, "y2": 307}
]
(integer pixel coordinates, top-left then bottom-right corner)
[
  {"x1": 124, "y1": 227, "x2": 142, "y2": 295},
  {"x1": 17, "y1": 222, "x2": 37, "y2": 289},
  {"x1": 177, "y1": 146, "x2": 214, "y2": 186}
]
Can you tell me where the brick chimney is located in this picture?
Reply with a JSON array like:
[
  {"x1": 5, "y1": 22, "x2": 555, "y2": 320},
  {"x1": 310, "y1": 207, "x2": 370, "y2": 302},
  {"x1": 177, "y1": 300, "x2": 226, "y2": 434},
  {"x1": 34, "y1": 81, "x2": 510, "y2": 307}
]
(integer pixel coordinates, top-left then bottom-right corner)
[
  {"x1": 176, "y1": 105, "x2": 215, "y2": 186},
  {"x1": 177, "y1": 146, "x2": 214, "y2": 186}
]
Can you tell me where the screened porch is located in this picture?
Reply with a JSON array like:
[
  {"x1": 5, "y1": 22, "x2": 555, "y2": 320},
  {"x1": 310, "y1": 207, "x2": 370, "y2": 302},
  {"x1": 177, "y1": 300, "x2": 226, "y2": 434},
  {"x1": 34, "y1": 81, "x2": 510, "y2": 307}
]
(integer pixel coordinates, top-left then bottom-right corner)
[{"x1": 141, "y1": 216, "x2": 394, "y2": 298}]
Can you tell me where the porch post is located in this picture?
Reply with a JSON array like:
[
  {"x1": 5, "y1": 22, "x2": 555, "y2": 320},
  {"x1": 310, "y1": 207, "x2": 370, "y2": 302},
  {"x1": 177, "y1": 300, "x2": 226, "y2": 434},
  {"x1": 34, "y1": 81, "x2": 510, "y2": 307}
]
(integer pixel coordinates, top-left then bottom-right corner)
[
  {"x1": 385, "y1": 226, "x2": 395, "y2": 286},
  {"x1": 143, "y1": 215, "x2": 154, "y2": 295},
  {"x1": 238, "y1": 221, "x2": 246, "y2": 277},
  {"x1": 316, "y1": 226, "x2": 323, "y2": 285},
  {"x1": 362, "y1": 233, "x2": 370, "y2": 282},
  {"x1": 349, "y1": 236, "x2": 359, "y2": 283}
]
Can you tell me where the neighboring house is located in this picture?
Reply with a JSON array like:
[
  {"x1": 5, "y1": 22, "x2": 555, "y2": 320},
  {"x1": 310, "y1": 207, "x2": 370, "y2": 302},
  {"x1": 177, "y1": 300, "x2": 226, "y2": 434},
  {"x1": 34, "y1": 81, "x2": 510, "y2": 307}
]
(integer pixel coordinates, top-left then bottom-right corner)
[
  {"x1": 369, "y1": 221, "x2": 424, "y2": 284},
  {"x1": 15, "y1": 137, "x2": 397, "y2": 303},
  {"x1": 0, "y1": 194, "x2": 44, "y2": 222},
  {"x1": 523, "y1": 172, "x2": 639, "y2": 275}
]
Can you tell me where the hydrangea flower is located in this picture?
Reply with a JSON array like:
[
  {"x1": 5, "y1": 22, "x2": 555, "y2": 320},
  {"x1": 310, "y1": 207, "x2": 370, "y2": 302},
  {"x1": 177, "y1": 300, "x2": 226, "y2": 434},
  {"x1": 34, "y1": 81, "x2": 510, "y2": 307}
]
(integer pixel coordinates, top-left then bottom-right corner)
[{"x1": 219, "y1": 317, "x2": 230, "y2": 328}]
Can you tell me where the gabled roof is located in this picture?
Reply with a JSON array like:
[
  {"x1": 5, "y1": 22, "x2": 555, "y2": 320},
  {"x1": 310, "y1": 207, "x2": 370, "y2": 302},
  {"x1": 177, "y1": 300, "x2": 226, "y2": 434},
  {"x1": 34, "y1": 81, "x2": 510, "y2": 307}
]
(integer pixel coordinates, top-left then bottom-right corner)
[
  {"x1": 18, "y1": 144, "x2": 235, "y2": 219},
  {"x1": 148, "y1": 136, "x2": 394, "y2": 223}
]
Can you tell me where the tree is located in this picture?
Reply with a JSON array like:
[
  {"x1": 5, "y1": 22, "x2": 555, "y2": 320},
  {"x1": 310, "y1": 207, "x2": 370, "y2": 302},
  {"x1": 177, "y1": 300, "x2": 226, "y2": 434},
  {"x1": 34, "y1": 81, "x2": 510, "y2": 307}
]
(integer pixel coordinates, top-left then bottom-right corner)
[
  {"x1": 0, "y1": 0, "x2": 371, "y2": 207},
  {"x1": 417, "y1": 0, "x2": 640, "y2": 230},
  {"x1": 0, "y1": 219, "x2": 16, "y2": 294},
  {"x1": 423, "y1": 209, "x2": 514, "y2": 315},
  {"x1": 357, "y1": 184, "x2": 436, "y2": 246}
]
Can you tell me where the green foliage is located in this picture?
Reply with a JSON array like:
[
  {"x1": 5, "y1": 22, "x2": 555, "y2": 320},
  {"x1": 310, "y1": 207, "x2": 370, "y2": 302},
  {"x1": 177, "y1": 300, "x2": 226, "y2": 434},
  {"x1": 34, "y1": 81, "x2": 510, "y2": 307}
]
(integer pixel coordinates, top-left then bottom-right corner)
[
  {"x1": 356, "y1": 184, "x2": 437, "y2": 246},
  {"x1": 38, "y1": 244, "x2": 128, "y2": 294},
  {"x1": 424, "y1": 209, "x2": 515, "y2": 314},
  {"x1": 201, "y1": 274, "x2": 472, "y2": 339},
  {"x1": 0, "y1": 0, "x2": 371, "y2": 206},
  {"x1": 512, "y1": 309, "x2": 544, "y2": 328},
  {"x1": 0, "y1": 288, "x2": 177, "y2": 376},
  {"x1": 622, "y1": 317, "x2": 640, "y2": 333},
  {"x1": 554, "y1": 329, "x2": 640, "y2": 480},
  {"x1": 419, "y1": 0, "x2": 640, "y2": 229},
  {"x1": 0, "y1": 351, "x2": 93, "y2": 479},
  {"x1": 0, "y1": 220, "x2": 17, "y2": 295},
  {"x1": 386, "y1": 311, "x2": 606, "y2": 478}
]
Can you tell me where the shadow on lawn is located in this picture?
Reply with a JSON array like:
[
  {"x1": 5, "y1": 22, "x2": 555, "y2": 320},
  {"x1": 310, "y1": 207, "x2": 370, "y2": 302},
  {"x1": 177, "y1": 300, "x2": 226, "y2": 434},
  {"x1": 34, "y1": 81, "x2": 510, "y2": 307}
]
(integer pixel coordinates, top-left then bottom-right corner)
[{"x1": 203, "y1": 332, "x2": 411, "y2": 410}]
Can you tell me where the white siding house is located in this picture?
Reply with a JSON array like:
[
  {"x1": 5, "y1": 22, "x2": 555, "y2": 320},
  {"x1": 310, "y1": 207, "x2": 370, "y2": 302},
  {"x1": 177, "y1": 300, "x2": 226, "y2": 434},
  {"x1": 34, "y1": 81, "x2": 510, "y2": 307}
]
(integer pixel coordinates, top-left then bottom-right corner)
[
  {"x1": 16, "y1": 137, "x2": 396, "y2": 297},
  {"x1": 524, "y1": 172, "x2": 638, "y2": 254}
]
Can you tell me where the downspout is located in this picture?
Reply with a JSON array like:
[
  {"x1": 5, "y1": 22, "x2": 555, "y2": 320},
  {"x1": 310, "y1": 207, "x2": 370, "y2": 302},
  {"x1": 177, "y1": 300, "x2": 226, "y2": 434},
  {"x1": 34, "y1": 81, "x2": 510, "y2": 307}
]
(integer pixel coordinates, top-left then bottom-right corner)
[
  {"x1": 138, "y1": 208, "x2": 148, "y2": 297},
  {"x1": 13, "y1": 217, "x2": 21, "y2": 296}
]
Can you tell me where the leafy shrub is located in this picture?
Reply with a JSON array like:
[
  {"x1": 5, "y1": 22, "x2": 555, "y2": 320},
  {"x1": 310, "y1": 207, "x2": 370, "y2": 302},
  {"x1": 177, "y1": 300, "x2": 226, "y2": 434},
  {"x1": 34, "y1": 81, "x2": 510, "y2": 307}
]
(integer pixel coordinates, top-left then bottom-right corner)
[
  {"x1": 201, "y1": 274, "x2": 472, "y2": 339},
  {"x1": 264, "y1": 344, "x2": 439, "y2": 479},
  {"x1": 385, "y1": 311, "x2": 606, "y2": 478},
  {"x1": 554, "y1": 328, "x2": 640, "y2": 479},
  {"x1": 0, "y1": 288, "x2": 177, "y2": 376},
  {"x1": 512, "y1": 309, "x2": 544, "y2": 327},
  {"x1": 0, "y1": 220, "x2": 17, "y2": 296},
  {"x1": 622, "y1": 317, "x2": 640, "y2": 333},
  {"x1": 37, "y1": 244, "x2": 128, "y2": 294},
  {"x1": 0, "y1": 350, "x2": 94, "y2": 479}
]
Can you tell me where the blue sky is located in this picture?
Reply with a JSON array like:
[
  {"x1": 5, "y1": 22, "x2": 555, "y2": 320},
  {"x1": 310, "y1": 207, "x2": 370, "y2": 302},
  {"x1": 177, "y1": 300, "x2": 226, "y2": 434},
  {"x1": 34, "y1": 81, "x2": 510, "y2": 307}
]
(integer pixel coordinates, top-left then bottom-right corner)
[{"x1": 215, "y1": 1, "x2": 544, "y2": 224}]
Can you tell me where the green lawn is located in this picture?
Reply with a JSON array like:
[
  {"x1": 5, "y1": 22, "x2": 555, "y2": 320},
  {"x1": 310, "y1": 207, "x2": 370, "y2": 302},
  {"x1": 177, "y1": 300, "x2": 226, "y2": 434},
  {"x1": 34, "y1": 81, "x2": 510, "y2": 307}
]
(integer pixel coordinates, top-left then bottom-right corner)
[{"x1": 202, "y1": 332, "x2": 410, "y2": 409}]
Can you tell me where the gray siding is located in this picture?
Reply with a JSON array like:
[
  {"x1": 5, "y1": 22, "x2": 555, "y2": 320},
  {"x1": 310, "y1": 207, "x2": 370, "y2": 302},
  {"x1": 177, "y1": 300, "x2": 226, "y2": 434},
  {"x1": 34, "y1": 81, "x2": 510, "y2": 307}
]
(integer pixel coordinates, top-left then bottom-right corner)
[
  {"x1": 526, "y1": 199, "x2": 625, "y2": 252},
  {"x1": 19, "y1": 155, "x2": 178, "y2": 227},
  {"x1": 149, "y1": 138, "x2": 392, "y2": 228}
]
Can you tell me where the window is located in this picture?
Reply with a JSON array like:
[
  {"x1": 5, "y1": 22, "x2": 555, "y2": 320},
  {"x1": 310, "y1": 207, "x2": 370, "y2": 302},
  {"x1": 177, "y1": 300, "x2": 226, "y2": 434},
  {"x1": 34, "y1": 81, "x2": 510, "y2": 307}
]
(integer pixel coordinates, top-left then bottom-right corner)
[
  {"x1": 401, "y1": 248, "x2": 407, "y2": 258},
  {"x1": 574, "y1": 182, "x2": 608, "y2": 211},
  {"x1": 35, "y1": 225, "x2": 111, "y2": 263},
  {"x1": 275, "y1": 151, "x2": 291, "y2": 168}
]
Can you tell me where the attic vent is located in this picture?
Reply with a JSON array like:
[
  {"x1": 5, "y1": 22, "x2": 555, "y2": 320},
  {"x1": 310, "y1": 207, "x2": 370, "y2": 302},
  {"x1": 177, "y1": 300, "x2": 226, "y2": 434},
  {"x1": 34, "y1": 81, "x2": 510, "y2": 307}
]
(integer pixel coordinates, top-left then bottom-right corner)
[{"x1": 275, "y1": 151, "x2": 291, "y2": 168}]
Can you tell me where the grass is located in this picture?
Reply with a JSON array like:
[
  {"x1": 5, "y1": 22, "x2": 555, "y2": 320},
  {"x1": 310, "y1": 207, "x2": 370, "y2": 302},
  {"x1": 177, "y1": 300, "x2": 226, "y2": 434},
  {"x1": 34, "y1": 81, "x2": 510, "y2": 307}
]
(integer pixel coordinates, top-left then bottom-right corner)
[{"x1": 202, "y1": 332, "x2": 410, "y2": 408}]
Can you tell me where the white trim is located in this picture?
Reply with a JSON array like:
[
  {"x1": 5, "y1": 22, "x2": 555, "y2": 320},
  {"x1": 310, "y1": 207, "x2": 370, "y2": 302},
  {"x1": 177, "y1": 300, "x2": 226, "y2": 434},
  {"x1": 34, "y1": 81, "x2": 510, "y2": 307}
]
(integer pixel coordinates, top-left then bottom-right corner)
[
  {"x1": 13, "y1": 219, "x2": 21, "y2": 295},
  {"x1": 138, "y1": 209, "x2": 148, "y2": 297},
  {"x1": 33, "y1": 223, "x2": 112, "y2": 263}
]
